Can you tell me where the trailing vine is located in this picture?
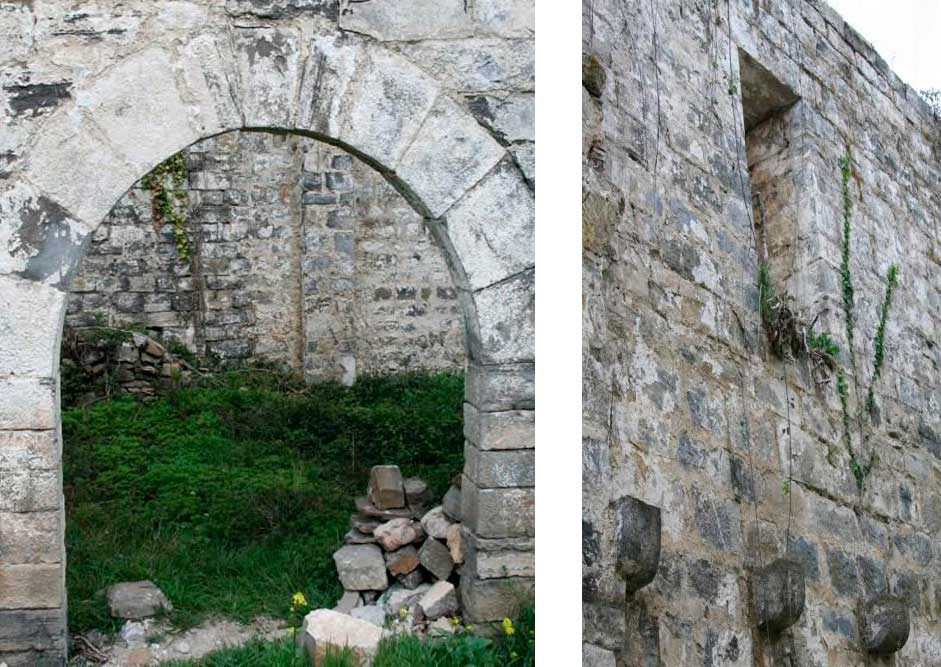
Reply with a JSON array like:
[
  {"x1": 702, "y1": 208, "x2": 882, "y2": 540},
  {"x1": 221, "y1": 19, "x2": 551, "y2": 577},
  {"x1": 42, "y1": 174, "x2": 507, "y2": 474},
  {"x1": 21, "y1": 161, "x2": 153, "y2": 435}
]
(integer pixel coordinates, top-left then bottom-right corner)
[
  {"x1": 144, "y1": 152, "x2": 191, "y2": 262},
  {"x1": 833, "y1": 147, "x2": 900, "y2": 491}
]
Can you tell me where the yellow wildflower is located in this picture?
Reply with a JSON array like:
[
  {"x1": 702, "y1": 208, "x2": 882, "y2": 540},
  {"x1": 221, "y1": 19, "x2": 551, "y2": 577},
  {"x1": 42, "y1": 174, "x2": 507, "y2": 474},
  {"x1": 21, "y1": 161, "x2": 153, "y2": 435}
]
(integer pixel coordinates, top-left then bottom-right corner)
[
  {"x1": 399, "y1": 607, "x2": 409, "y2": 619},
  {"x1": 502, "y1": 617, "x2": 515, "y2": 636},
  {"x1": 450, "y1": 616, "x2": 461, "y2": 627},
  {"x1": 291, "y1": 592, "x2": 307, "y2": 610}
]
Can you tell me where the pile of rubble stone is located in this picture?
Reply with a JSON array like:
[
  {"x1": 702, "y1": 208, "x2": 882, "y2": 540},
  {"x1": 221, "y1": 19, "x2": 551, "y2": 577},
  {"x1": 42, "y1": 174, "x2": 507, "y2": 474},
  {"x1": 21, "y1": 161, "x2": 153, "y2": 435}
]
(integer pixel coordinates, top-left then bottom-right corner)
[{"x1": 329, "y1": 465, "x2": 466, "y2": 632}]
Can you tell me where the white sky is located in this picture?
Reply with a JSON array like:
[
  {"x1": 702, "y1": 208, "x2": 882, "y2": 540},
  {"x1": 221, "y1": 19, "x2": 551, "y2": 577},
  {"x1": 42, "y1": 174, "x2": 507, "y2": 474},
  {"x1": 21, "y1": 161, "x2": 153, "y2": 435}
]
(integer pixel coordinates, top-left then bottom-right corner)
[{"x1": 826, "y1": 0, "x2": 941, "y2": 91}]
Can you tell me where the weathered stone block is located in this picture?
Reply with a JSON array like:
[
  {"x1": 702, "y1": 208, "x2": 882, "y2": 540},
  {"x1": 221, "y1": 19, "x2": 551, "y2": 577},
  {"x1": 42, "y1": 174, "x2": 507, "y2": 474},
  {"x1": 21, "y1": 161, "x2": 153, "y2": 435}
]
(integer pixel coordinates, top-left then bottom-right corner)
[
  {"x1": 333, "y1": 544, "x2": 388, "y2": 591},
  {"x1": 233, "y1": 27, "x2": 304, "y2": 129},
  {"x1": 0, "y1": 184, "x2": 91, "y2": 287},
  {"x1": 583, "y1": 643, "x2": 617, "y2": 667},
  {"x1": 418, "y1": 580, "x2": 459, "y2": 620},
  {"x1": 752, "y1": 558, "x2": 805, "y2": 633},
  {"x1": 474, "y1": 0, "x2": 534, "y2": 38},
  {"x1": 0, "y1": 608, "x2": 66, "y2": 654},
  {"x1": 464, "y1": 405, "x2": 534, "y2": 450},
  {"x1": 395, "y1": 95, "x2": 506, "y2": 217},
  {"x1": 464, "y1": 443, "x2": 535, "y2": 488},
  {"x1": 464, "y1": 534, "x2": 534, "y2": 579},
  {"x1": 0, "y1": 379, "x2": 57, "y2": 430},
  {"x1": 420, "y1": 506, "x2": 453, "y2": 540},
  {"x1": 0, "y1": 471, "x2": 59, "y2": 518},
  {"x1": 613, "y1": 495, "x2": 661, "y2": 594},
  {"x1": 441, "y1": 159, "x2": 534, "y2": 290},
  {"x1": 860, "y1": 594, "x2": 910, "y2": 655},
  {"x1": 301, "y1": 609, "x2": 384, "y2": 666},
  {"x1": 461, "y1": 477, "x2": 534, "y2": 538},
  {"x1": 20, "y1": 108, "x2": 138, "y2": 228},
  {"x1": 106, "y1": 580, "x2": 173, "y2": 620},
  {"x1": 0, "y1": 512, "x2": 60, "y2": 565},
  {"x1": 468, "y1": 270, "x2": 534, "y2": 364},
  {"x1": 0, "y1": 563, "x2": 63, "y2": 609},
  {"x1": 0, "y1": 431, "x2": 58, "y2": 471},
  {"x1": 465, "y1": 363, "x2": 535, "y2": 412},
  {"x1": 459, "y1": 573, "x2": 533, "y2": 623},
  {"x1": 0, "y1": 278, "x2": 64, "y2": 377},
  {"x1": 339, "y1": 0, "x2": 473, "y2": 42},
  {"x1": 373, "y1": 518, "x2": 423, "y2": 551},
  {"x1": 418, "y1": 538, "x2": 453, "y2": 581},
  {"x1": 384, "y1": 545, "x2": 419, "y2": 577},
  {"x1": 368, "y1": 465, "x2": 405, "y2": 510}
]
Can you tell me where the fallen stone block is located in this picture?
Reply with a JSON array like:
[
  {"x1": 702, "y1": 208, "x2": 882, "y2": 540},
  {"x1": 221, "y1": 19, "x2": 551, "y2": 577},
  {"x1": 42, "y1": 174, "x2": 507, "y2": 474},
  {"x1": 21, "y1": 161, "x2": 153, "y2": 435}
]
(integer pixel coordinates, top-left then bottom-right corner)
[
  {"x1": 421, "y1": 506, "x2": 453, "y2": 540},
  {"x1": 373, "y1": 518, "x2": 424, "y2": 551},
  {"x1": 419, "y1": 538, "x2": 454, "y2": 581},
  {"x1": 301, "y1": 609, "x2": 385, "y2": 667},
  {"x1": 442, "y1": 486, "x2": 462, "y2": 521},
  {"x1": 351, "y1": 604, "x2": 387, "y2": 628},
  {"x1": 334, "y1": 591, "x2": 362, "y2": 615},
  {"x1": 385, "y1": 545, "x2": 420, "y2": 576},
  {"x1": 333, "y1": 544, "x2": 388, "y2": 591},
  {"x1": 418, "y1": 581, "x2": 459, "y2": 620},
  {"x1": 368, "y1": 465, "x2": 405, "y2": 510},
  {"x1": 107, "y1": 581, "x2": 173, "y2": 620},
  {"x1": 446, "y1": 524, "x2": 465, "y2": 565}
]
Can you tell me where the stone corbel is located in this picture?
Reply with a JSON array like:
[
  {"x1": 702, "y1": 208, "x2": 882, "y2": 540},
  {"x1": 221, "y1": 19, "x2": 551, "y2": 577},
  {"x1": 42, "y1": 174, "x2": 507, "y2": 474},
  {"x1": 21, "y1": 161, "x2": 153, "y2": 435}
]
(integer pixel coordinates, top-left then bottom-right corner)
[
  {"x1": 859, "y1": 594, "x2": 910, "y2": 656},
  {"x1": 752, "y1": 558, "x2": 805, "y2": 633},
  {"x1": 613, "y1": 495, "x2": 661, "y2": 594}
]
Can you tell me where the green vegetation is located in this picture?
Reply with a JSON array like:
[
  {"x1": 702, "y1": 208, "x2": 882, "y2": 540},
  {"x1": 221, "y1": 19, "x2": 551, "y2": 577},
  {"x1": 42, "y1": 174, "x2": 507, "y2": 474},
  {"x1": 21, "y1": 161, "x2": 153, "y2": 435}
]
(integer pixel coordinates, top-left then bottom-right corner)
[
  {"x1": 64, "y1": 369, "x2": 464, "y2": 634},
  {"x1": 166, "y1": 606, "x2": 535, "y2": 667},
  {"x1": 833, "y1": 149, "x2": 899, "y2": 490},
  {"x1": 144, "y1": 152, "x2": 191, "y2": 261}
]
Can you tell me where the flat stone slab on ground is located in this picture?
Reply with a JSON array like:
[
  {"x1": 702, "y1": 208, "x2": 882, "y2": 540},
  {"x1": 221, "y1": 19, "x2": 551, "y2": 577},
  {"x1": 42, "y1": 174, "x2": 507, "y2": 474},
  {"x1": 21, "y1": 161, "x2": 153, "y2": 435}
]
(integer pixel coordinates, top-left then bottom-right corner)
[
  {"x1": 302, "y1": 609, "x2": 385, "y2": 667},
  {"x1": 107, "y1": 580, "x2": 173, "y2": 620},
  {"x1": 333, "y1": 544, "x2": 389, "y2": 591}
]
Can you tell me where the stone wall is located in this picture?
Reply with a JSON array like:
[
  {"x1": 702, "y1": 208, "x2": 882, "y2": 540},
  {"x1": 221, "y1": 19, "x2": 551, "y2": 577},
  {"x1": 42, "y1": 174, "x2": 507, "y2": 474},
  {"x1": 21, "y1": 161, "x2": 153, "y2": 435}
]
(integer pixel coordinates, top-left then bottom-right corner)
[
  {"x1": 0, "y1": 2, "x2": 534, "y2": 663},
  {"x1": 67, "y1": 130, "x2": 465, "y2": 384},
  {"x1": 584, "y1": 1, "x2": 941, "y2": 665}
]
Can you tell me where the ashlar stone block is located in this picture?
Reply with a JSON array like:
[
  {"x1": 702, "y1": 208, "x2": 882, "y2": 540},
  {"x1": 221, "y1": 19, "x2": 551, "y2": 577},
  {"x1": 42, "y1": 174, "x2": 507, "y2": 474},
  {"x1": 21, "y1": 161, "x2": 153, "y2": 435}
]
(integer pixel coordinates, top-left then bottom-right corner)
[
  {"x1": 339, "y1": 0, "x2": 473, "y2": 42},
  {"x1": 395, "y1": 95, "x2": 506, "y2": 218},
  {"x1": 441, "y1": 159, "x2": 534, "y2": 291},
  {"x1": 0, "y1": 277, "x2": 65, "y2": 377},
  {"x1": 233, "y1": 27, "x2": 305, "y2": 129}
]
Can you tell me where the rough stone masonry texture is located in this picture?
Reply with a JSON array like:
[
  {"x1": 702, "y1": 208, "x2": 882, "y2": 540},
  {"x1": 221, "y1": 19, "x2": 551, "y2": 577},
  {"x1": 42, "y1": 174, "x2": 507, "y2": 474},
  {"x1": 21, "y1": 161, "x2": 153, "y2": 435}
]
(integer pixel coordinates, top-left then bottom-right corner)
[
  {"x1": 583, "y1": 0, "x2": 941, "y2": 665},
  {"x1": 0, "y1": 1, "x2": 533, "y2": 663}
]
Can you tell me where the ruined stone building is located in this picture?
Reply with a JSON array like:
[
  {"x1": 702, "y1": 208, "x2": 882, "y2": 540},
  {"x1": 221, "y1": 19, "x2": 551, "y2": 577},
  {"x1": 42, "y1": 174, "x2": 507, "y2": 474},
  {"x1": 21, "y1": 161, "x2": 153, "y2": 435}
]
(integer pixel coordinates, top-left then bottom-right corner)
[
  {"x1": 67, "y1": 131, "x2": 467, "y2": 384},
  {"x1": 583, "y1": 1, "x2": 941, "y2": 665},
  {"x1": 0, "y1": 1, "x2": 534, "y2": 663}
]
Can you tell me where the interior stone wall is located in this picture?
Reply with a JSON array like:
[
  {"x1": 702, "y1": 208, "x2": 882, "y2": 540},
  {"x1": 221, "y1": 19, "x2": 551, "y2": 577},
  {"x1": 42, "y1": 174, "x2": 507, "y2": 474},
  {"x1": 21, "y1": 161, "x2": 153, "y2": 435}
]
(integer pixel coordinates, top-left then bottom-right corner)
[
  {"x1": 66, "y1": 130, "x2": 466, "y2": 383},
  {"x1": 583, "y1": 1, "x2": 941, "y2": 665}
]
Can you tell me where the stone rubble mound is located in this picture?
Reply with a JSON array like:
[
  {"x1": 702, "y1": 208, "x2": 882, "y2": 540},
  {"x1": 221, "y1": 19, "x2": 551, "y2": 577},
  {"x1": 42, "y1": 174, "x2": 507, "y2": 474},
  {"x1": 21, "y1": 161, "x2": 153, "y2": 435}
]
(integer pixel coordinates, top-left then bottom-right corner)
[{"x1": 330, "y1": 465, "x2": 465, "y2": 634}]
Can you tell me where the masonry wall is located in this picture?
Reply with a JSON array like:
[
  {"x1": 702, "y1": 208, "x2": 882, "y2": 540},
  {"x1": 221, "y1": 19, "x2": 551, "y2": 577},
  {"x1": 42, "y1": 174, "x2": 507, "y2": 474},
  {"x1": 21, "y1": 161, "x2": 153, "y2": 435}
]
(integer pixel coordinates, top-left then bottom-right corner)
[
  {"x1": 583, "y1": 1, "x2": 941, "y2": 665},
  {"x1": 67, "y1": 130, "x2": 466, "y2": 383}
]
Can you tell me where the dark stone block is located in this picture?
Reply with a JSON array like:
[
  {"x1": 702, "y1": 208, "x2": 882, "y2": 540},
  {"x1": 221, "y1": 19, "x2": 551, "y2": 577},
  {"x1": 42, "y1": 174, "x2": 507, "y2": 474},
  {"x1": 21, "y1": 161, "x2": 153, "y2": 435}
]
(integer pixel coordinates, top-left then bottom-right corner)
[
  {"x1": 856, "y1": 555, "x2": 886, "y2": 597},
  {"x1": 826, "y1": 548, "x2": 859, "y2": 596},
  {"x1": 3, "y1": 81, "x2": 71, "y2": 117},
  {"x1": 582, "y1": 53, "x2": 607, "y2": 98},
  {"x1": 613, "y1": 495, "x2": 661, "y2": 594},
  {"x1": 729, "y1": 455, "x2": 754, "y2": 502},
  {"x1": 786, "y1": 537, "x2": 819, "y2": 581},
  {"x1": 688, "y1": 558, "x2": 719, "y2": 602},
  {"x1": 860, "y1": 594, "x2": 910, "y2": 655},
  {"x1": 752, "y1": 558, "x2": 805, "y2": 633}
]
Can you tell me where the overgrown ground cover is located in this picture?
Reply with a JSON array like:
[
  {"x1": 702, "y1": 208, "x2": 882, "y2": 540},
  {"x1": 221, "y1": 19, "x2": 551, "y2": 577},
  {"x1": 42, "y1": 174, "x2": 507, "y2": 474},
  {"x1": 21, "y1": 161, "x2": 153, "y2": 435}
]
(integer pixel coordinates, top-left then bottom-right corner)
[
  {"x1": 63, "y1": 369, "x2": 464, "y2": 634},
  {"x1": 164, "y1": 606, "x2": 536, "y2": 667}
]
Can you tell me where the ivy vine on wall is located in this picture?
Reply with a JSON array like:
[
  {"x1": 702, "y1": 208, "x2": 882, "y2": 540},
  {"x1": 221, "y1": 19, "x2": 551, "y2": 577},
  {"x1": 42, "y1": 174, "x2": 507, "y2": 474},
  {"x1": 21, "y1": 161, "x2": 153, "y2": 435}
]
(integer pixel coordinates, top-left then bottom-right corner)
[
  {"x1": 756, "y1": 147, "x2": 900, "y2": 492},
  {"x1": 143, "y1": 152, "x2": 191, "y2": 262}
]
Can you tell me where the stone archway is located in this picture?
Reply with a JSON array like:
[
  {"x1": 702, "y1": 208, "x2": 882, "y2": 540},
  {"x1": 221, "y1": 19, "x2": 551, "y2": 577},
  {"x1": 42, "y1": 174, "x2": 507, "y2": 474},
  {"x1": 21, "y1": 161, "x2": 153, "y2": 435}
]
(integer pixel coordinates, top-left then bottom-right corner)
[{"x1": 0, "y1": 29, "x2": 533, "y2": 663}]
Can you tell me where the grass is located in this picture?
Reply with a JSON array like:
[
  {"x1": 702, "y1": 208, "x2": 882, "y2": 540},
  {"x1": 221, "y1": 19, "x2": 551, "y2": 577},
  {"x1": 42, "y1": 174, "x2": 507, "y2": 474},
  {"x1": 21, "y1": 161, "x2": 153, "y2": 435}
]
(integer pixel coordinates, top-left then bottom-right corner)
[
  {"x1": 63, "y1": 369, "x2": 464, "y2": 635},
  {"x1": 165, "y1": 605, "x2": 535, "y2": 667}
]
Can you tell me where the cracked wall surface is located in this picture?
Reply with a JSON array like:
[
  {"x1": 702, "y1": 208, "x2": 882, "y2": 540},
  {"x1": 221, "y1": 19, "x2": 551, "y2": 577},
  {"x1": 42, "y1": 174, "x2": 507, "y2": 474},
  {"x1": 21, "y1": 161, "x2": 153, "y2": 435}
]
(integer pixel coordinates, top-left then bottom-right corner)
[
  {"x1": 583, "y1": 1, "x2": 941, "y2": 665},
  {"x1": 0, "y1": 1, "x2": 534, "y2": 663}
]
